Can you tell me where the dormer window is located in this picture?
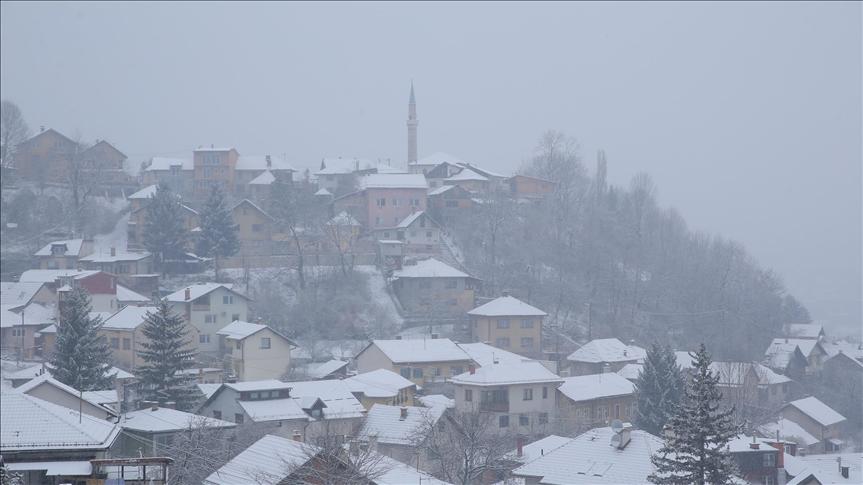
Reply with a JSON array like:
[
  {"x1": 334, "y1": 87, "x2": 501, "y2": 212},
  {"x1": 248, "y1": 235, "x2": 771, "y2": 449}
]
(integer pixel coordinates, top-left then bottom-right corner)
[{"x1": 50, "y1": 243, "x2": 68, "y2": 256}]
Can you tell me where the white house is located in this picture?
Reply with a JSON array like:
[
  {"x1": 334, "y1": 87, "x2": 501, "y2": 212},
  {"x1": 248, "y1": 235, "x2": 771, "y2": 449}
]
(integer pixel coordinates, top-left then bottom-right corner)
[
  {"x1": 164, "y1": 283, "x2": 250, "y2": 355},
  {"x1": 216, "y1": 320, "x2": 295, "y2": 381}
]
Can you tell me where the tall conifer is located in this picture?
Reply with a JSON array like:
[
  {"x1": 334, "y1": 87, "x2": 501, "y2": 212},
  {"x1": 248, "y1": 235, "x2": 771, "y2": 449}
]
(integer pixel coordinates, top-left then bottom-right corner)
[
  {"x1": 137, "y1": 300, "x2": 198, "y2": 410},
  {"x1": 635, "y1": 343, "x2": 685, "y2": 435},
  {"x1": 50, "y1": 287, "x2": 114, "y2": 391}
]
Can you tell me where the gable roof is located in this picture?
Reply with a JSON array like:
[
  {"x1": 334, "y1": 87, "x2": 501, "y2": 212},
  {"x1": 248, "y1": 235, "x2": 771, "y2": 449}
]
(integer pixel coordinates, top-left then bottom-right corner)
[
  {"x1": 217, "y1": 320, "x2": 295, "y2": 345},
  {"x1": 446, "y1": 166, "x2": 488, "y2": 182},
  {"x1": 232, "y1": 199, "x2": 273, "y2": 220},
  {"x1": 18, "y1": 269, "x2": 100, "y2": 284},
  {"x1": 455, "y1": 342, "x2": 528, "y2": 366},
  {"x1": 0, "y1": 282, "x2": 46, "y2": 308},
  {"x1": 237, "y1": 397, "x2": 309, "y2": 423},
  {"x1": 80, "y1": 250, "x2": 151, "y2": 263},
  {"x1": 1, "y1": 303, "x2": 55, "y2": 328},
  {"x1": 395, "y1": 210, "x2": 438, "y2": 229},
  {"x1": 456, "y1": 162, "x2": 506, "y2": 179},
  {"x1": 617, "y1": 363, "x2": 644, "y2": 381},
  {"x1": 116, "y1": 284, "x2": 150, "y2": 303},
  {"x1": 784, "y1": 396, "x2": 846, "y2": 427},
  {"x1": 468, "y1": 295, "x2": 547, "y2": 317},
  {"x1": 5, "y1": 363, "x2": 133, "y2": 382},
  {"x1": 1, "y1": 391, "x2": 120, "y2": 452},
  {"x1": 767, "y1": 338, "x2": 825, "y2": 359},
  {"x1": 374, "y1": 455, "x2": 452, "y2": 485},
  {"x1": 121, "y1": 407, "x2": 235, "y2": 433},
  {"x1": 785, "y1": 323, "x2": 824, "y2": 339},
  {"x1": 428, "y1": 184, "x2": 456, "y2": 196},
  {"x1": 763, "y1": 340, "x2": 808, "y2": 369},
  {"x1": 558, "y1": 373, "x2": 635, "y2": 402},
  {"x1": 18, "y1": 128, "x2": 76, "y2": 150},
  {"x1": 34, "y1": 239, "x2": 86, "y2": 257},
  {"x1": 391, "y1": 258, "x2": 472, "y2": 279},
  {"x1": 15, "y1": 373, "x2": 118, "y2": 416},
  {"x1": 365, "y1": 338, "x2": 471, "y2": 364},
  {"x1": 101, "y1": 305, "x2": 158, "y2": 330},
  {"x1": 359, "y1": 173, "x2": 428, "y2": 189},
  {"x1": 203, "y1": 434, "x2": 317, "y2": 485},
  {"x1": 505, "y1": 435, "x2": 571, "y2": 463},
  {"x1": 284, "y1": 379, "x2": 366, "y2": 419},
  {"x1": 567, "y1": 338, "x2": 647, "y2": 364},
  {"x1": 164, "y1": 283, "x2": 249, "y2": 303},
  {"x1": 307, "y1": 359, "x2": 350, "y2": 380},
  {"x1": 316, "y1": 157, "x2": 377, "y2": 175},
  {"x1": 451, "y1": 361, "x2": 562, "y2": 386},
  {"x1": 82, "y1": 139, "x2": 126, "y2": 159},
  {"x1": 248, "y1": 170, "x2": 275, "y2": 185},
  {"x1": 757, "y1": 418, "x2": 820, "y2": 447},
  {"x1": 344, "y1": 369, "x2": 416, "y2": 398},
  {"x1": 144, "y1": 157, "x2": 193, "y2": 172},
  {"x1": 359, "y1": 404, "x2": 445, "y2": 445},
  {"x1": 416, "y1": 152, "x2": 466, "y2": 167}
]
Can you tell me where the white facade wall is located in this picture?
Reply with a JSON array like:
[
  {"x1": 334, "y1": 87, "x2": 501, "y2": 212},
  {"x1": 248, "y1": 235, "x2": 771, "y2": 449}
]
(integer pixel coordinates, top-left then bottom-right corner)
[{"x1": 171, "y1": 287, "x2": 249, "y2": 354}]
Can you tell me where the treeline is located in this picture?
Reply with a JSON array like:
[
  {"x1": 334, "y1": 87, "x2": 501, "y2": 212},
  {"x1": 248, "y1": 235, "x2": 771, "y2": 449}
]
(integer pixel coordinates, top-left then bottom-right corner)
[{"x1": 450, "y1": 131, "x2": 809, "y2": 360}]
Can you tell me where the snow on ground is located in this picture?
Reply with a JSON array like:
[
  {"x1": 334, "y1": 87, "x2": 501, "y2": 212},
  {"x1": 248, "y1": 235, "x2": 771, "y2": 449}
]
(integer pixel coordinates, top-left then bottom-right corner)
[
  {"x1": 355, "y1": 265, "x2": 404, "y2": 327},
  {"x1": 0, "y1": 359, "x2": 41, "y2": 389},
  {"x1": 93, "y1": 212, "x2": 129, "y2": 252},
  {"x1": 441, "y1": 231, "x2": 466, "y2": 266}
]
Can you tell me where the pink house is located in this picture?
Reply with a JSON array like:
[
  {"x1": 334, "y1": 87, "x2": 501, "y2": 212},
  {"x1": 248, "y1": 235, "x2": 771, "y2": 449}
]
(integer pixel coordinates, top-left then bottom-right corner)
[{"x1": 333, "y1": 173, "x2": 428, "y2": 230}]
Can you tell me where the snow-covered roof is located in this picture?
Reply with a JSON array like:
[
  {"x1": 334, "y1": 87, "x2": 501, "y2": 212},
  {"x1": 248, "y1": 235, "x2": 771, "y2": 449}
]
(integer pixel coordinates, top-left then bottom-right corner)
[
  {"x1": 344, "y1": 369, "x2": 416, "y2": 398},
  {"x1": 82, "y1": 389, "x2": 118, "y2": 406},
  {"x1": 80, "y1": 250, "x2": 151, "y2": 263},
  {"x1": 307, "y1": 359, "x2": 349, "y2": 379},
  {"x1": 767, "y1": 338, "x2": 823, "y2": 359},
  {"x1": 785, "y1": 396, "x2": 846, "y2": 427},
  {"x1": 375, "y1": 454, "x2": 452, "y2": 485},
  {"x1": 18, "y1": 269, "x2": 99, "y2": 284},
  {"x1": 505, "y1": 435, "x2": 571, "y2": 463},
  {"x1": 513, "y1": 427, "x2": 663, "y2": 484},
  {"x1": 821, "y1": 340, "x2": 863, "y2": 359},
  {"x1": 4, "y1": 363, "x2": 132, "y2": 382},
  {"x1": 216, "y1": 320, "x2": 268, "y2": 340},
  {"x1": 144, "y1": 157, "x2": 193, "y2": 171},
  {"x1": 395, "y1": 210, "x2": 428, "y2": 229},
  {"x1": 164, "y1": 283, "x2": 248, "y2": 303},
  {"x1": 726, "y1": 434, "x2": 784, "y2": 453},
  {"x1": 225, "y1": 380, "x2": 293, "y2": 392},
  {"x1": 248, "y1": 170, "x2": 275, "y2": 185},
  {"x1": 122, "y1": 407, "x2": 236, "y2": 433},
  {"x1": 1, "y1": 303, "x2": 54, "y2": 328},
  {"x1": 368, "y1": 338, "x2": 471, "y2": 364},
  {"x1": 203, "y1": 434, "x2": 317, "y2": 485},
  {"x1": 100, "y1": 305, "x2": 157, "y2": 330},
  {"x1": 763, "y1": 341, "x2": 802, "y2": 369},
  {"x1": 451, "y1": 361, "x2": 562, "y2": 386},
  {"x1": 456, "y1": 162, "x2": 506, "y2": 179},
  {"x1": 753, "y1": 363, "x2": 792, "y2": 385},
  {"x1": 391, "y1": 258, "x2": 472, "y2": 279},
  {"x1": 617, "y1": 363, "x2": 644, "y2": 381},
  {"x1": 456, "y1": 342, "x2": 529, "y2": 367},
  {"x1": 34, "y1": 323, "x2": 56, "y2": 335},
  {"x1": 34, "y1": 239, "x2": 86, "y2": 257},
  {"x1": 785, "y1": 323, "x2": 824, "y2": 339},
  {"x1": 674, "y1": 351, "x2": 696, "y2": 369},
  {"x1": 327, "y1": 211, "x2": 362, "y2": 227},
  {"x1": 416, "y1": 152, "x2": 466, "y2": 167},
  {"x1": 359, "y1": 173, "x2": 428, "y2": 190},
  {"x1": 757, "y1": 418, "x2": 820, "y2": 447},
  {"x1": 116, "y1": 284, "x2": 150, "y2": 303},
  {"x1": 446, "y1": 166, "x2": 487, "y2": 182},
  {"x1": 786, "y1": 453, "x2": 863, "y2": 485},
  {"x1": 316, "y1": 157, "x2": 377, "y2": 175},
  {"x1": 285, "y1": 379, "x2": 366, "y2": 419},
  {"x1": 428, "y1": 184, "x2": 456, "y2": 196},
  {"x1": 238, "y1": 398, "x2": 309, "y2": 423},
  {"x1": 128, "y1": 184, "x2": 159, "y2": 199},
  {"x1": 314, "y1": 187, "x2": 332, "y2": 196},
  {"x1": 15, "y1": 373, "x2": 117, "y2": 415},
  {"x1": 1, "y1": 391, "x2": 120, "y2": 451},
  {"x1": 359, "y1": 403, "x2": 445, "y2": 445},
  {"x1": 235, "y1": 155, "x2": 295, "y2": 172},
  {"x1": 468, "y1": 295, "x2": 547, "y2": 317},
  {"x1": 0, "y1": 281, "x2": 45, "y2": 308},
  {"x1": 198, "y1": 383, "x2": 221, "y2": 400},
  {"x1": 567, "y1": 338, "x2": 647, "y2": 364},
  {"x1": 558, "y1": 373, "x2": 635, "y2": 402},
  {"x1": 417, "y1": 394, "x2": 455, "y2": 410}
]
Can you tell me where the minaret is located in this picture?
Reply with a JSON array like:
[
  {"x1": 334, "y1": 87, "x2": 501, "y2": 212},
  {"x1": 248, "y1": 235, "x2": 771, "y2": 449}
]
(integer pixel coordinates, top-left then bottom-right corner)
[{"x1": 407, "y1": 81, "x2": 418, "y2": 165}]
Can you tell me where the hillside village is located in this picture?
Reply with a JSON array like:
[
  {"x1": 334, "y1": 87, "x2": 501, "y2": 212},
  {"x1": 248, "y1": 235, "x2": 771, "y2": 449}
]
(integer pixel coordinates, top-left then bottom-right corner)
[{"x1": 0, "y1": 87, "x2": 861, "y2": 485}]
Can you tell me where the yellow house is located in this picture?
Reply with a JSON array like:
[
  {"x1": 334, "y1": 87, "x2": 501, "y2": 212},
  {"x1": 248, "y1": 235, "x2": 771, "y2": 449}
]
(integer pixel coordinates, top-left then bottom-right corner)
[
  {"x1": 99, "y1": 305, "x2": 199, "y2": 371},
  {"x1": 343, "y1": 368, "x2": 418, "y2": 409},
  {"x1": 231, "y1": 199, "x2": 274, "y2": 258},
  {"x1": 354, "y1": 338, "x2": 475, "y2": 387},
  {"x1": 217, "y1": 320, "x2": 295, "y2": 381},
  {"x1": 468, "y1": 295, "x2": 547, "y2": 359}
]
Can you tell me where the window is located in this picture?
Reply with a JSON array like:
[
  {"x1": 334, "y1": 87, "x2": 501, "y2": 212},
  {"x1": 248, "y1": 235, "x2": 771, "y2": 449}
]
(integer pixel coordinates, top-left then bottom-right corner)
[
  {"x1": 426, "y1": 231, "x2": 433, "y2": 238},
  {"x1": 539, "y1": 412, "x2": 549, "y2": 424},
  {"x1": 576, "y1": 407, "x2": 590, "y2": 421},
  {"x1": 392, "y1": 199, "x2": 399, "y2": 207},
  {"x1": 375, "y1": 217, "x2": 382, "y2": 225},
  {"x1": 199, "y1": 334, "x2": 210, "y2": 344},
  {"x1": 376, "y1": 198, "x2": 386, "y2": 207},
  {"x1": 412, "y1": 368, "x2": 424, "y2": 378},
  {"x1": 205, "y1": 314, "x2": 217, "y2": 324},
  {"x1": 763, "y1": 453, "x2": 776, "y2": 468},
  {"x1": 519, "y1": 414, "x2": 529, "y2": 426},
  {"x1": 213, "y1": 410, "x2": 222, "y2": 419},
  {"x1": 451, "y1": 366, "x2": 463, "y2": 376},
  {"x1": 11, "y1": 328, "x2": 24, "y2": 337},
  {"x1": 615, "y1": 404, "x2": 621, "y2": 418},
  {"x1": 446, "y1": 200, "x2": 458, "y2": 208},
  {"x1": 235, "y1": 341, "x2": 241, "y2": 349},
  {"x1": 521, "y1": 337, "x2": 534, "y2": 348},
  {"x1": 496, "y1": 337, "x2": 510, "y2": 348},
  {"x1": 542, "y1": 386, "x2": 548, "y2": 399},
  {"x1": 499, "y1": 415, "x2": 509, "y2": 428},
  {"x1": 523, "y1": 388, "x2": 533, "y2": 401},
  {"x1": 410, "y1": 198, "x2": 421, "y2": 206},
  {"x1": 433, "y1": 367, "x2": 441, "y2": 376},
  {"x1": 234, "y1": 413, "x2": 244, "y2": 424},
  {"x1": 232, "y1": 314, "x2": 240, "y2": 321},
  {"x1": 400, "y1": 368, "x2": 412, "y2": 378},
  {"x1": 250, "y1": 392, "x2": 259, "y2": 399},
  {"x1": 122, "y1": 338, "x2": 131, "y2": 350},
  {"x1": 763, "y1": 476, "x2": 776, "y2": 485},
  {"x1": 110, "y1": 337, "x2": 120, "y2": 349},
  {"x1": 223, "y1": 295, "x2": 234, "y2": 305},
  {"x1": 521, "y1": 319, "x2": 534, "y2": 328},
  {"x1": 496, "y1": 319, "x2": 510, "y2": 329},
  {"x1": 260, "y1": 337, "x2": 271, "y2": 349},
  {"x1": 445, "y1": 280, "x2": 457, "y2": 289},
  {"x1": 465, "y1": 389, "x2": 473, "y2": 402}
]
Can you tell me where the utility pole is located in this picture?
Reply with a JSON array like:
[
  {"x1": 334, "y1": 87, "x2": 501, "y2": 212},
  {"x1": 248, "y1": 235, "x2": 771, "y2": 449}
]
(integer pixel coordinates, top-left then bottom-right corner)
[
  {"x1": 18, "y1": 307, "x2": 25, "y2": 364},
  {"x1": 587, "y1": 302, "x2": 592, "y2": 341}
]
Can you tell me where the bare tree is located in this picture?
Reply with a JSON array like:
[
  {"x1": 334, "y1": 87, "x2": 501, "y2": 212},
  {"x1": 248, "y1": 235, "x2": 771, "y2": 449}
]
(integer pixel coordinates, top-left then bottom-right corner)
[
  {"x1": 0, "y1": 100, "x2": 30, "y2": 188},
  {"x1": 293, "y1": 433, "x2": 391, "y2": 485},
  {"x1": 269, "y1": 176, "x2": 325, "y2": 289},
  {"x1": 165, "y1": 418, "x2": 266, "y2": 485}
]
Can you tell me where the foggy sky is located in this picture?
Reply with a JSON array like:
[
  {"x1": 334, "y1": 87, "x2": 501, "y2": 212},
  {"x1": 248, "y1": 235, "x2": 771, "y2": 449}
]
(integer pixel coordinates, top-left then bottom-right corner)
[{"x1": 2, "y1": 2, "x2": 860, "y2": 334}]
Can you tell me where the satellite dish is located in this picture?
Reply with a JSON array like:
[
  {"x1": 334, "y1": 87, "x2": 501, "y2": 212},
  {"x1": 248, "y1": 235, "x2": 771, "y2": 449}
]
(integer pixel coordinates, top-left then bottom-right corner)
[
  {"x1": 610, "y1": 433, "x2": 621, "y2": 447},
  {"x1": 611, "y1": 419, "x2": 624, "y2": 434}
]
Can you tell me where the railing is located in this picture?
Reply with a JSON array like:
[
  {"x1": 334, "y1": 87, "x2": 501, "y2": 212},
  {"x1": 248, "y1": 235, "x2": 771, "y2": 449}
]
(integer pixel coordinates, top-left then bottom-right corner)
[{"x1": 479, "y1": 401, "x2": 509, "y2": 413}]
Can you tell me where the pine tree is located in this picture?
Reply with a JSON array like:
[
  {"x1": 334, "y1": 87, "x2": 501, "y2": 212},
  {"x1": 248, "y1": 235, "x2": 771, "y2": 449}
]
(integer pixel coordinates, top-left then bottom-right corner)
[
  {"x1": 649, "y1": 344, "x2": 741, "y2": 485},
  {"x1": 635, "y1": 343, "x2": 685, "y2": 435},
  {"x1": 195, "y1": 186, "x2": 239, "y2": 280},
  {"x1": 49, "y1": 287, "x2": 114, "y2": 391},
  {"x1": 143, "y1": 184, "x2": 189, "y2": 274},
  {"x1": 136, "y1": 300, "x2": 198, "y2": 410}
]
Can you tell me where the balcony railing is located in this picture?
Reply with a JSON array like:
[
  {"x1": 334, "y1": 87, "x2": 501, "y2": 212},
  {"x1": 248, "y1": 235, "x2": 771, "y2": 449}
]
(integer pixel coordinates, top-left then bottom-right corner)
[{"x1": 479, "y1": 401, "x2": 509, "y2": 413}]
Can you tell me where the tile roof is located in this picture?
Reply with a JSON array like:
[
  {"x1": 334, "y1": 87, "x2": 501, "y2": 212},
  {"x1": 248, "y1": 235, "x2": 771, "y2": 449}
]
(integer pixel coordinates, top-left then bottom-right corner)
[
  {"x1": 505, "y1": 434, "x2": 571, "y2": 463},
  {"x1": 285, "y1": 379, "x2": 366, "y2": 419},
  {"x1": 359, "y1": 404, "x2": 445, "y2": 445},
  {"x1": 456, "y1": 342, "x2": 528, "y2": 367},
  {"x1": 451, "y1": 361, "x2": 562, "y2": 386},
  {"x1": 34, "y1": 239, "x2": 85, "y2": 257},
  {"x1": 203, "y1": 434, "x2": 316, "y2": 485},
  {"x1": 116, "y1": 284, "x2": 150, "y2": 302},
  {"x1": 100, "y1": 305, "x2": 157, "y2": 330},
  {"x1": 121, "y1": 407, "x2": 236, "y2": 433},
  {"x1": 18, "y1": 269, "x2": 99, "y2": 284},
  {"x1": 375, "y1": 454, "x2": 452, "y2": 485},
  {"x1": 468, "y1": 295, "x2": 547, "y2": 317},
  {"x1": 558, "y1": 373, "x2": 635, "y2": 402},
  {"x1": 164, "y1": 283, "x2": 248, "y2": 302},
  {"x1": 417, "y1": 394, "x2": 455, "y2": 410},
  {"x1": 767, "y1": 338, "x2": 823, "y2": 359},
  {"x1": 757, "y1": 418, "x2": 820, "y2": 447},
  {"x1": 446, "y1": 166, "x2": 487, "y2": 182},
  {"x1": 369, "y1": 338, "x2": 471, "y2": 364},
  {"x1": 248, "y1": 170, "x2": 275, "y2": 185},
  {"x1": 1, "y1": 303, "x2": 54, "y2": 328},
  {"x1": 15, "y1": 374, "x2": 116, "y2": 415},
  {"x1": 0, "y1": 282, "x2": 45, "y2": 307},
  {"x1": 787, "y1": 453, "x2": 862, "y2": 485},
  {"x1": 428, "y1": 184, "x2": 456, "y2": 196},
  {"x1": 617, "y1": 363, "x2": 644, "y2": 381},
  {"x1": 238, "y1": 397, "x2": 309, "y2": 422},
  {"x1": 306, "y1": 359, "x2": 349, "y2": 379},
  {"x1": 785, "y1": 396, "x2": 846, "y2": 427},
  {"x1": 391, "y1": 258, "x2": 472, "y2": 279},
  {"x1": 216, "y1": 320, "x2": 268, "y2": 340},
  {"x1": 344, "y1": 369, "x2": 415, "y2": 398},
  {"x1": 197, "y1": 383, "x2": 221, "y2": 400},
  {"x1": 567, "y1": 338, "x2": 647, "y2": 364},
  {"x1": 127, "y1": 184, "x2": 159, "y2": 199},
  {"x1": 79, "y1": 250, "x2": 151, "y2": 263}
]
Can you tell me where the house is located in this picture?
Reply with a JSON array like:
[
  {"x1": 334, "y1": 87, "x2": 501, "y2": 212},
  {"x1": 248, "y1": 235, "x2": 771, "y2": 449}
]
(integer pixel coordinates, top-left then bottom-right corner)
[
  {"x1": 1, "y1": 303, "x2": 54, "y2": 359},
  {"x1": 358, "y1": 404, "x2": 446, "y2": 470},
  {"x1": 766, "y1": 338, "x2": 829, "y2": 376},
  {"x1": 344, "y1": 368, "x2": 418, "y2": 409},
  {"x1": 443, "y1": 165, "x2": 490, "y2": 193},
  {"x1": 456, "y1": 341, "x2": 530, "y2": 367},
  {"x1": 164, "y1": 283, "x2": 250, "y2": 356},
  {"x1": 306, "y1": 359, "x2": 350, "y2": 380},
  {"x1": 231, "y1": 199, "x2": 274, "y2": 258},
  {"x1": 5, "y1": 363, "x2": 134, "y2": 391},
  {"x1": 451, "y1": 360, "x2": 563, "y2": 437},
  {"x1": 192, "y1": 147, "x2": 239, "y2": 197},
  {"x1": 79, "y1": 248, "x2": 154, "y2": 277},
  {"x1": 355, "y1": 338, "x2": 475, "y2": 386},
  {"x1": 14, "y1": 373, "x2": 118, "y2": 419},
  {"x1": 216, "y1": 320, "x2": 295, "y2": 381},
  {"x1": 785, "y1": 453, "x2": 862, "y2": 485},
  {"x1": 726, "y1": 435, "x2": 787, "y2": 485},
  {"x1": 410, "y1": 152, "x2": 465, "y2": 178},
  {"x1": 781, "y1": 397, "x2": 847, "y2": 453},
  {"x1": 820, "y1": 340, "x2": 863, "y2": 362},
  {"x1": 785, "y1": 323, "x2": 826, "y2": 341},
  {"x1": 710, "y1": 361, "x2": 793, "y2": 409},
  {"x1": 128, "y1": 190, "x2": 199, "y2": 251},
  {"x1": 314, "y1": 156, "x2": 379, "y2": 196},
  {"x1": 116, "y1": 404, "x2": 235, "y2": 457},
  {"x1": 20, "y1": 269, "x2": 125, "y2": 314},
  {"x1": 422, "y1": 158, "x2": 464, "y2": 187},
  {"x1": 233, "y1": 154, "x2": 295, "y2": 198},
  {"x1": 0, "y1": 281, "x2": 55, "y2": 308},
  {"x1": 11, "y1": 128, "x2": 79, "y2": 183},
  {"x1": 764, "y1": 340, "x2": 811, "y2": 381},
  {"x1": 427, "y1": 184, "x2": 474, "y2": 224},
  {"x1": 758, "y1": 418, "x2": 822, "y2": 454},
  {"x1": 507, "y1": 174, "x2": 556, "y2": 200},
  {"x1": 566, "y1": 338, "x2": 647, "y2": 376},
  {"x1": 324, "y1": 211, "x2": 362, "y2": 254},
  {"x1": 556, "y1": 373, "x2": 636, "y2": 434},
  {"x1": 456, "y1": 162, "x2": 509, "y2": 193},
  {"x1": 1, "y1": 391, "x2": 120, "y2": 484},
  {"x1": 373, "y1": 210, "x2": 442, "y2": 254},
  {"x1": 390, "y1": 258, "x2": 479, "y2": 316},
  {"x1": 333, "y1": 173, "x2": 428, "y2": 230},
  {"x1": 468, "y1": 294, "x2": 547, "y2": 358},
  {"x1": 511, "y1": 425, "x2": 663, "y2": 484},
  {"x1": 99, "y1": 305, "x2": 199, "y2": 371},
  {"x1": 140, "y1": 157, "x2": 194, "y2": 194},
  {"x1": 33, "y1": 238, "x2": 94, "y2": 269},
  {"x1": 79, "y1": 139, "x2": 133, "y2": 186},
  {"x1": 819, "y1": 351, "x2": 863, "y2": 428}
]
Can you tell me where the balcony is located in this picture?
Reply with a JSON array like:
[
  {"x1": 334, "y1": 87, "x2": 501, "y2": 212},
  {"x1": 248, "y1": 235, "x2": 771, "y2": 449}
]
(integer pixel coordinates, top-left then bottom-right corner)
[{"x1": 479, "y1": 401, "x2": 509, "y2": 413}]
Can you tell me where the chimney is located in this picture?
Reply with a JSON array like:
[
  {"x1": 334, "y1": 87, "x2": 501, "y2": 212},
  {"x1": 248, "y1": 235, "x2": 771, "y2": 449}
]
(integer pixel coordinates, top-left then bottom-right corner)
[
  {"x1": 617, "y1": 426, "x2": 632, "y2": 449},
  {"x1": 292, "y1": 430, "x2": 303, "y2": 442},
  {"x1": 185, "y1": 288, "x2": 191, "y2": 300},
  {"x1": 516, "y1": 437, "x2": 524, "y2": 457},
  {"x1": 40, "y1": 126, "x2": 45, "y2": 132},
  {"x1": 151, "y1": 403, "x2": 159, "y2": 411},
  {"x1": 110, "y1": 247, "x2": 116, "y2": 257},
  {"x1": 841, "y1": 466, "x2": 849, "y2": 479},
  {"x1": 399, "y1": 407, "x2": 408, "y2": 420},
  {"x1": 164, "y1": 401, "x2": 176, "y2": 410},
  {"x1": 431, "y1": 333, "x2": 439, "y2": 339},
  {"x1": 749, "y1": 442, "x2": 760, "y2": 450},
  {"x1": 266, "y1": 155, "x2": 272, "y2": 168},
  {"x1": 469, "y1": 365, "x2": 476, "y2": 375},
  {"x1": 395, "y1": 335, "x2": 402, "y2": 340}
]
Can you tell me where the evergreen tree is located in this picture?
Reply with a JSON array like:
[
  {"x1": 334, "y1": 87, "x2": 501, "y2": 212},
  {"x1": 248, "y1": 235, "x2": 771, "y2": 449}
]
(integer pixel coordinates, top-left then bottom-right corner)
[
  {"x1": 649, "y1": 344, "x2": 741, "y2": 485},
  {"x1": 635, "y1": 343, "x2": 685, "y2": 435},
  {"x1": 195, "y1": 186, "x2": 239, "y2": 280},
  {"x1": 143, "y1": 184, "x2": 189, "y2": 274},
  {"x1": 137, "y1": 300, "x2": 198, "y2": 410},
  {"x1": 49, "y1": 287, "x2": 114, "y2": 391}
]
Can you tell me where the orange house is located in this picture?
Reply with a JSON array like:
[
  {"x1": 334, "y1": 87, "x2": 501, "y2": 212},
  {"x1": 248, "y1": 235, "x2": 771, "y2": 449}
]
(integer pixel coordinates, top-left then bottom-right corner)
[
  {"x1": 193, "y1": 147, "x2": 239, "y2": 198},
  {"x1": 507, "y1": 174, "x2": 556, "y2": 200}
]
